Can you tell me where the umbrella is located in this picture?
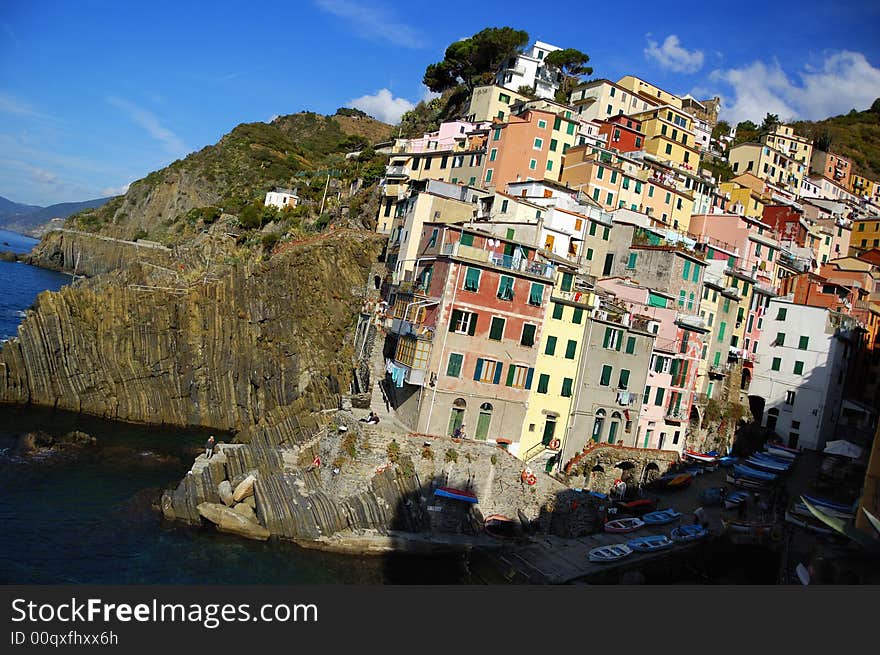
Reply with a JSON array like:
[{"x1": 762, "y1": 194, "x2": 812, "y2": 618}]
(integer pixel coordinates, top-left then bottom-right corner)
[{"x1": 822, "y1": 440, "x2": 863, "y2": 459}]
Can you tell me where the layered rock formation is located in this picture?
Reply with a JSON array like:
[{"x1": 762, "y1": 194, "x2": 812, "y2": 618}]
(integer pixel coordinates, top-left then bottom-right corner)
[{"x1": 0, "y1": 227, "x2": 383, "y2": 430}]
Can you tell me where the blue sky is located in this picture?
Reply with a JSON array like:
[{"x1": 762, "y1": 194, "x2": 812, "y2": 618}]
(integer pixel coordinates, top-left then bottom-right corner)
[{"x1": 2, "y1": 0, "x2": 879, "y2": 206}]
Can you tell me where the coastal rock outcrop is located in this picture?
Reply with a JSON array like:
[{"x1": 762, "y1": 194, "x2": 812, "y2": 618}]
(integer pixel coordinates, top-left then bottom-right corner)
[
  {"x1": 197, "y1": 502, "x2": 270, "y2": 541},
  {"x1": 0, "y1": 229, "x2": 383, "y2": 430}
]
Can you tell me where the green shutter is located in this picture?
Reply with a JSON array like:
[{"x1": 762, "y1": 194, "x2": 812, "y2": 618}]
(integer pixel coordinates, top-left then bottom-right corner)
[
  {"x1": 561, "y1": 272, "x2": 573, "y2": 291},
  {"x1": 573, "y1": 307, "x2": 583, "y2": 324},
  {"x1": 627, "y1": 252, "x2": 637, "y2": 269},
  {"x1": 525, "y1": 368, "x2": 534, "y2": 389},
  {"x1": 603, "y1": 327, "x2": 612, "y2": 348},
  {"x1": 794, "y1": 361, "x2": 804, "y2": 375},
  {"x1": 552, "y1": 302, "x2": 564, "y2": 319},
  {"x1": 521, "y1": 324, "x2": 536, "y2": 346},
  {"x1": 467, "y1": 312, "x2": 477, "y2": 336},
  {"x1": 460, "y1": 233, "x2": 474, "y2": 246},
  {"x1": 447, "y1": 353, "x2": 463, "y2": 377},
  {"x1": 600, "y1": 365, "x2": 612, "y2": 386},
  {"x1": 771, "y1": 357, "x2": 781, "y2": 371},
  {"x1": 451, "y1": 309, "x2": 463, "y2": 331},
  {"x1": 619, "y1": 369, "x2": 630, "y2": 389},
  {"x1": 625, "y1": 337, "x2": 635, "y2": 354},
  {"x1": 586, "y1": 248, "x2": 594, "y2": 260},
  {"x1": 718, "y1": 322, "x2": 726, "y2": 342},
  {"x1": 464, "y1": 267, "x2": 480, "y2": 291},
  {"x1": 537, "y1": 374, "x2": 550, "y2": 393},
  {"x1": 545, "y1": 335, "x2": 557, "y2": 355},
  {"x1": 655, "y1": 387, "x2": 665, "y2": 406},
  {"x1": 683, "y1": 260, "x2": 691, "y2": 280},
  {"x1": 692, "y1": 263, "x2": 700, "y2": 282},
  {"x1": 799, "y1": 336, "x2": 809, "y2": 350},
  {"x1": 489, "y1": 317, "x2": 505, "y2": 341},
  {"x1": 561, "y1": 377, "x2": 573, "y2": 397},
  {"x1": 505, "y1": 364, "x2": 516, "y2": 387},
  {"x1": 565, "y1": 340, "x2": 577, "y2": 359},
  {"x1": 529, "y1": 283, "x2": 544, "y2": 306}
]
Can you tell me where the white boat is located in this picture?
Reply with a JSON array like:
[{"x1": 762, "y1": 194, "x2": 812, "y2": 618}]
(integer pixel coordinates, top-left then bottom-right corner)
[
  {"x1": 588, "y1": 543, "x2": 633, "y2": 563},
  {"x1": 604, "y1": 517, "x2": 645, "y2": 533},
  {"x1": 784, "y1": 510, "x2": 835, "y2": 536},
  {"x1": 765, "y1": 444, "x2": 798, "y2": 460},
  {"x1": 627, "y1": 535, "x2": 674, "y2": 552}
]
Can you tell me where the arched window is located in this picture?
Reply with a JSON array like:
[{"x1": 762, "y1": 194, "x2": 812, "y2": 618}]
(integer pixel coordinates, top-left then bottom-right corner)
[
  {"x1": 475, "y1": 402, "x2": 493, "y2": 441},
  {"x1": 592, "y1": 409, "x2": 606, "y2": 442},
  {"x1": 448, "y1": 398, "x2": 466, "y2": 436}
]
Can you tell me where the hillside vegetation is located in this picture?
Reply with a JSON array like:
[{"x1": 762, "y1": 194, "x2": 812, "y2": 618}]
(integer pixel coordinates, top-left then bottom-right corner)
[{"x1": 791, "y1": 100, "x2": 880, "y2": 180}]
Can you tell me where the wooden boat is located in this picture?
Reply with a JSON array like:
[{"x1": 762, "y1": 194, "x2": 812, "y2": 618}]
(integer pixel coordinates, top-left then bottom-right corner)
[
  {"x1": 654, "y1": 472, "x2": 693, "y2": 489},
  {"x1": 684, "y1": 449, "x2": 718, "y2": 463},
  {"x1": 614, "y1": 498, "x2": 657, "y2": 515},
  {"x1": 784, "y1": 510, "x2": 835, "y2": 536},
  {"x1": 733, "y1": 463, "x2": 778, "y2": 481},
  {"x1": 726, "y1": 473, "x2": 770, "y2": 490},
  {"x1": 723, "y1": 519, "x2": 781, "y2": 540},
  {"x1": 642, "y1": 508, "x2": 682, "y2": 525},
  {"x1": 627, "y1": 535, "x2": 674, "y2": 552},
  {"x1": 864, "y1": 508, "x2": 880, "y2": 536},
  {"x1": 604, "y1": 517, "x2": 645, "y2": 533},
  {"x1": 433, "y1": 487, "x2": 478, "y2": 503},
  {"x1": 670, "y1": 524, "x2": 708, "y2": 542},
  {"x1": 588, "y1": 543, "x2": 633, "y2": 563},
  {"x1": 723, "y1": 490, "x2": 750, "y2": 509},
  {"x1": 484, "y1": 514, "x2": 518, "y2": 539}
]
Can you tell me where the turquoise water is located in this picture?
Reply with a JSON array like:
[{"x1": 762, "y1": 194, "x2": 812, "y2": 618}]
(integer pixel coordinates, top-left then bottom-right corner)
[{"x1": 0, "y1": 233, "x2": 466, "y2": 584}]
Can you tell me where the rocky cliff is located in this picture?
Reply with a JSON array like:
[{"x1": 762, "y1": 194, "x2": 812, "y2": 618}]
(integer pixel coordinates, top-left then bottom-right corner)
[{"x1": 0, "y1": 225, "x2": 384, "y2": 430}]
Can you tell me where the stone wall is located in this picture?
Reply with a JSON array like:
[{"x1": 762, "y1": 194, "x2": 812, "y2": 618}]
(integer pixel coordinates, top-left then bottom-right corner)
[{"x1": 562, "y1": 442, "x2": 681, "y2": 494}]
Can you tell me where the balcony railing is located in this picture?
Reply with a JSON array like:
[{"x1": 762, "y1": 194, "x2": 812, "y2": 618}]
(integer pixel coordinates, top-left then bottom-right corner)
[
  {"x1": 385, "y1": 165, "x2": 408, "y2": 178},
  {"x1": 666, "y1": 407, "x2": 688, "y2": 421},
  {"x1": 709, "y1": 364, "x2": 729, "y2": 377},
  {"x1": 440, "y1": 241, "x2": 555, "y2": 279}
]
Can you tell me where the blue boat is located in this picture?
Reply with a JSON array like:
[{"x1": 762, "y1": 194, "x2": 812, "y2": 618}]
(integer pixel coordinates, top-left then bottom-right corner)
[
  {"x1": 753, "y1": 451, "x2": 792, "y2": 464},
  {"x1": 802, "y1": 493, "x2": 854, "y2": 514},
  {"x1": 750, "y1": 452, "x2": 793, "y2": 469},
  {"x1": 433, "y1": 487, "x2": 478, "y2": 503},
  {"x1": 724, "y1": 490, "x2": 750, "y2": 509},
  {"x1": 733, "y1": 463, "x2": 778, "y2": 481},
  {"x1": 745, "y1": 456, "x2": 790, "y2": 473},
  {"x1": 627, "y1": 534, "x2": 674, "y2": 552},
  {"x1": 670, "y1": 524, "x2": 708, "y2": 542},
  {"x1": 700, "y1": 486, "x2": 725, "y2": 506},
  {"x1": 642, "y1": 508, "x2": 682, "y2": 525},
  {"x1": 718, "y1": 456, "x2": 736, "y2": 467}
]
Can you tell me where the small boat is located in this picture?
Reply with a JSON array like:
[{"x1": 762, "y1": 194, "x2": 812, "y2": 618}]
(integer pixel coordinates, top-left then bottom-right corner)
[
  {"x1": 684, "y1": 449, "x2": 718, "y2": 463},
  {"x1": 726, "y1": 473, "x2": 770, "y2": 490},
  {"x1": 802, "y1": 493, "x2": 854, "y2": 515},
  {"x1": 655, "y1": 472, "x2": 693, "y2": 489},
  {"x1": 683, "y1": 466, "x2": 704, "y2": 477},
  {"x1": 791, "y1": 500, "x2": 853, "y2": 520},
  {"x1": 627, "y1": 534, "x2": 674, "y2": 552},
  {"x1": 723, "y1": 519, "x2": 779, "y2": 539},
  {"x1": 588, "y1": 491, "x2": 609, "y2": 501},
  {"x1": 733, "y1": 463, "x2": 778, "y2": 481},
  {"x1": 744, "y1": 456, "x2": 790, "y2": 473},
  {"x1": 785, "y1": 510, "x2": 835, "y2": 536},
  {"x1": 800, "y1": 498, "x2": 880, "y2": 554},
  {"x1": 863, "y1": 508, "x2": 880, "y2": 536},
  {"x1": 670, "y1": 524, "x2": 708, "y2": 542},
  {"x1": 718, "y1": 456, "x2": 737, "y2": 467},
  {"x1": 604, "y1": 517, "x2": 645, "y2": 533},
  {"x1": 588, "y1": 543, "x2": 633, "y2": 563},
  {"x1": 433, "y1": 487, "x2": 478, "y2": 503},
  {"x1": 484, "y1": 514, "x2": 519, "y2": 539},
  {"x1": 614, "y1": 498, "x2": 657, "y2": 515},
  {"x1": 752, "y1": 451, "x2": 794, "y2": 465},
  {"x1": 700, "y1": 486, "x2": 725, "y2": 506},
  {"x1": 642, "y1": 508, "x2": 682, "y2": 525},
  {"x1": 765, "y1": 444, "x2": 799, "y2": 459},
  {"x1": 723, "y1": 490, "x2": 750, "y2": 509}
]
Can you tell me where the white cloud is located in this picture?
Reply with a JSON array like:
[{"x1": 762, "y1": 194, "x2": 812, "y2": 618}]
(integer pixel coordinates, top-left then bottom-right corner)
[
  {"x1": 421, "y1": 85, "x2": 441, "y2": 104},
  {"x1": 348, "y1": 89, "x2": 415, "y2": 124},
  {"x1": 101, "y1": 182, "x2": 131, "y2": 197},
  {"x1": 711, "y1": 51, "x2": 880, "y2": 124},
  {"x1": 106, "y1": 96, "x2": 188, "y2": 157},
  {"x1": 644, "y1": 34, "x2": 704, "y2": 74},
  {"x1": 0, "y1": 93, "x2": 54, "y2": 120},
  {"x1": 314, "y1": 0, "x2": 425, "y2": 49}
]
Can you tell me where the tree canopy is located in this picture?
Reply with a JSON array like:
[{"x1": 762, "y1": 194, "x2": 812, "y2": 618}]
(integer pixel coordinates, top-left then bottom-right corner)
[
  {"x1": 760, "y1": 112, "x2": 781, "y2": 133},
  {"x1": 544, "y1": 48, "x2": 592, "y2": 103},
  {"x1": 423, "y1": 27, "x2": 530, "y2": 92}
]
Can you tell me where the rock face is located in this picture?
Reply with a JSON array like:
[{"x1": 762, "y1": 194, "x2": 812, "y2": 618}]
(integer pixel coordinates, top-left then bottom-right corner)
[
  {"x1": 232, "y1": 475, "x2": 256, "y2": 502},
  {"x1": 197, "y1": 502, "x2": 270, "y2": 541},
  {"x1": 0, "y1": 229, "x2": 383, "y2": 430}
]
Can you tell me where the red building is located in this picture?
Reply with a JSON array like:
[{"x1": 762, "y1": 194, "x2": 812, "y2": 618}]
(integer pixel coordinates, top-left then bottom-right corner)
[
  {"x1": 763, "y1": 204, "x2": 807, "y2": 247},
  {"x1": 597, "y1": 115, "x2": 645, "y2": 153}
]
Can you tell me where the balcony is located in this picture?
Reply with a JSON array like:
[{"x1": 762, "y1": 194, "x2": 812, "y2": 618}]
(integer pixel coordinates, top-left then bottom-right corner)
[
  {"x1": 708, "y1": 364, "x2": 729, "y2": 378},
  {"x1": 675, "y1": 313, "x2": 709, "y2": 333},
  {"x1": 385, "y1": 165, "x2": 408, "y2": 179},
  {"x1": 666, "y1": 407, "x2": 688, "y2": 422},
  {"x1": 440, "y1": 241, "x2": 555, "y2": 279}
]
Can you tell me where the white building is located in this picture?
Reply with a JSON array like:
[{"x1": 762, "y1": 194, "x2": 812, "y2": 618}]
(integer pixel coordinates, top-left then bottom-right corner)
[
  {"x1": 749, "y1": 297, "x2": 858, "y2": 451},
  {"x1": 496, "y1": 41, "x2": 563, "y2": 100},
  {"x1": 264, "y1": 187, "x2": 299, "y2": 209}
]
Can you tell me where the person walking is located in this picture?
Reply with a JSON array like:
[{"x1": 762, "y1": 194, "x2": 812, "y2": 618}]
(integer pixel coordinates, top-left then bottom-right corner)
[{"x1": 205, "y1": 435, "x2": 216, "y2": 459}]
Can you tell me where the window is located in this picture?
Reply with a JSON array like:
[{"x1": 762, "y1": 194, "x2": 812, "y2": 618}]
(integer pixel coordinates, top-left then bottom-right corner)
[
  {"x1": 718, "y1": 321, "x2": 726, "y2": 342},
  {"x1": 521, "y1": 323, "x2": 537, "y2": 347},
  {"x1": 776, "y1": 332, "x2": 785, "y2": 346},
  {"x1": 493, "y1": 128, "x2": 502, "y2": 141},
  {"x1": 610, "y1": 171, "x2": 618, "y2": 184},
  {"x1": 546, "y1": 160, "x2": 553, "y2": 172},
  {"x1": 603, "y1": 327, "x2": 623, "y2": 350},
  {"x1": 678, "y1": 290, "x2": 686, "y2": 308},
  {"x1": 499, "y1": 92, "x2": 510, "y2": 103},
  {"x1": 561, "y1": 272, "x2": 574, "y2": 292},
  {"x1": 625, "y1": 336, "x2": 636, "y2": 354},
  {"x1": 474, "y1": 358, "x2": 502, "y2": 384},
  {"x1": 771, "y1": 357, "x2": 781, "y2": 372},
  {"x1": 552, "y1": 302, "x2": 564, "y2": 319},
  {"x1": 489, "y1": 316, "x2": 505, "y2": 341},
  {"x1": 464, "y1": 267, "x2": 480, "y2": 291},
  {"x1": 440, "y1": 155, "x2": 448, "y2": 169},
  {"x1": 537, "y1": 373, "x2": 550, "y2": 394},
  {"x1": 627, "y1": 253, "x2": 637, "y2": 269},
  {"x1": 785, "y1": 390, "x2": 796, "y2": 406},
  {"x1": 451, "y1": 309, "x2": 478, "y2": 335},
  {"x1": 654, "y1": 387, "x2": 665, "y2": 406},
  {"x1": 501, "y1": 199, "x2": 509, "y2": 213},
  {"x1": 586, "y1": 248, "x2": 594, "y2": 260},
  {"x1": 692, "y1": 264, "x2": 700, "y2": 283},
  {"x1": 534, "y1": 137, "x2": 543, "y2": 150},
  {"x1": 600, "y1": 365, "x2": 613, "y2": 386},
  {"x1": 427, "y1": 228, "x2": 438, "y2": 248},
  {"x1": 529, "y1": 159, "x2": 537, "y2": 170},
  {"x1": 553, "y1": 117, "x2": 562, "y2": 130},
  {"x1": 618, "y1": 369, "x2": 630, "y2": 389},
  {"x1": 497, "y1": 275, "x2": 514, "y2": 300},
  {"x1": 603, "y1": 227, "x2": 610, "y2": 240},
  {"x1": 573, "y1": 307, "x2": 583, "y2": 324},
  {"x1": 561, "y1": 377, "x2": 573, "y2": 397},
  {"x1": 798, "y1": 336, "x2": 809, "y2": 350},
  {"x1": 545, "y1": 335, "x2": 557, "y2": 355},
  {"x1": 665, "y1": 143, "x2": 673, "y2": 155},
  {"x1": 597, "y1": 166, "x2": 604, "y2": 180},
  {"x1": 565, "y1": 340, "x2": 577, "y2": 359},
  {"x1": 446, "y1": 353, "x2": 463, "y2": 377},
  {"x1": 529, "y1": 283, "x2": 544, "y2": 306},
  {"x1": 643, "y1": 386, "x2": 651, "y2": 404},
  {"x1": 606, "y1": 192, "x2": 614, "y2": 205},
  {"x1": 537, "y1": 119, "x2": 547, "y2": 129},
  {"x1": 460, "y1": 233, "x2": 474, "y2": 247},
  {"x1": 489, "y1": 148, "x2": 497, "y2": 161},
  {"x1": 485, "y1": 169, "x2": 493, "y2": 183},
  {"x1": 793, "y1": 361, "x2": 804, "y2": 375},
  {"x1": 505, "y1": 364, "x2": 533, "y2": 389}
]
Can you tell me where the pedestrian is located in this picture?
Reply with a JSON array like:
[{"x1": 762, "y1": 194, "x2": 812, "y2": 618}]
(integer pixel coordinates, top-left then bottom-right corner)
[
  {"x1": 205, "y1": 435, "x2": 216, "y2": 459},
  {"x1": 694, "y1": 506, "x2": 706, "y2": 527}
]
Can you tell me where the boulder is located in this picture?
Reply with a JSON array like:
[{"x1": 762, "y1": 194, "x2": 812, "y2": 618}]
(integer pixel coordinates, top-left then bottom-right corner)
[
  {"x1": 218, "y1": 480, "x2": 235, "y2": 507},
  {"x1": 233, "y1": 502, "x2": 257, "y2": 523},
  {"x1": 244, "y1": 496, "x2": 256, "y2": 509},
  {"x1": 232, "y1": 474, "x2": 256, "y2": 502},
  {"x1": 197, "y1": 503, "x2": 270, "y2": 541}
]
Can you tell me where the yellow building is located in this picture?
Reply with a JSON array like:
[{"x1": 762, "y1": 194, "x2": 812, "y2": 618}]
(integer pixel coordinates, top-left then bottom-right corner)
[
  {"x1": 850, "y1": 174, "x2": 879, "y2": 201},
  {"x1": 519, "y1": 266, "x2": 597, "y2": 460},
  {"x1": 760, "y1": 124, "x2": 813, "y2": 168},
  {"x1": 568, "y1": 78, "x2": 658, "y2": 122},
  {"x1": 629, "y1": 105, "x2": 700, "y2": 169},
  {"x1": 719, "y1": 181, "x2": 766, "y2": 219},
  {"x1": 727, "y1": 142, "x2": 808, "y2": 196},
  {"x1": 616, "y1": 76, "x2": 682, "y2": 109},
  {"x1": 851, "y1": 217, "x2": 880, "y2": 255},
  {"x1": 466, "y1": 85, "x2": 530, "y2": 122}
]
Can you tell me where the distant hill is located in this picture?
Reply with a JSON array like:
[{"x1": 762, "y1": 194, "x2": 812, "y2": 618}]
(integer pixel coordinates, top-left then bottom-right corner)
[
  {"x1": 790, "y1": 101, "x2": 880, "y2": 180},
  {"x1": 0, "y1": 196, "x2": 112, "y2": 237}
]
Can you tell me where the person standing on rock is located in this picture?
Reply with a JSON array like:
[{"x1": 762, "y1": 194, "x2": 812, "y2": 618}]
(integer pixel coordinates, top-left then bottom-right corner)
[{"x1": 205, "y1": 435, "x2": 216, "y2": 459}]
